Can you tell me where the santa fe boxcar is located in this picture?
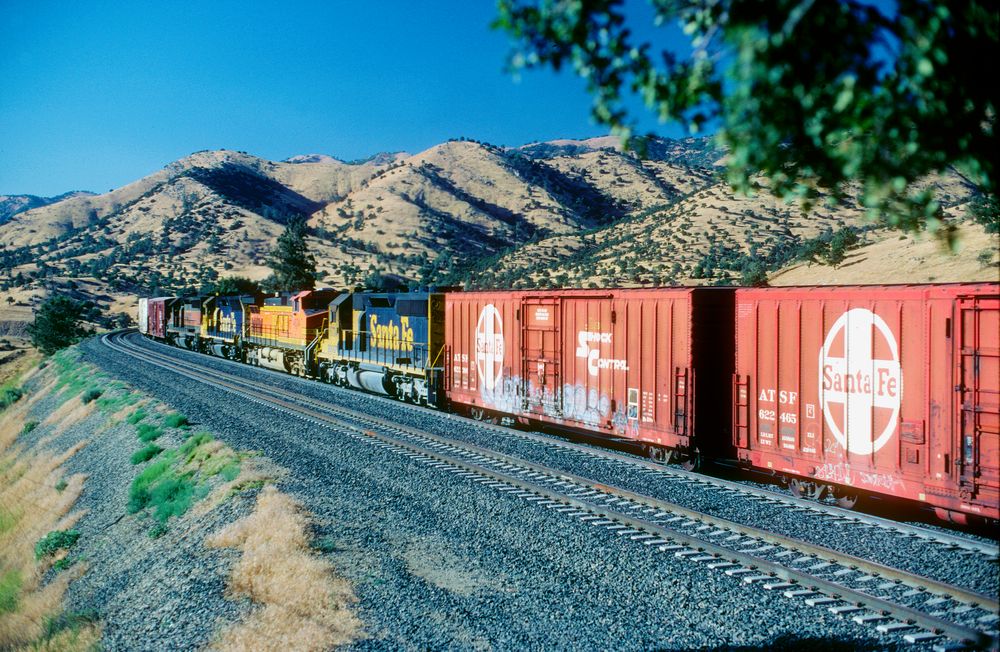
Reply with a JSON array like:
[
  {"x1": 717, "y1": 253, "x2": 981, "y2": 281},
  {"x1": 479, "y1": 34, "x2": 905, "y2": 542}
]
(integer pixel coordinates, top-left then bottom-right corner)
[
  {"x1": 732, "y1": 284, "x2": 999, "y2": 523},
  {"x1": 445, "y1": 288, "x2": 734, "y2": 464}
]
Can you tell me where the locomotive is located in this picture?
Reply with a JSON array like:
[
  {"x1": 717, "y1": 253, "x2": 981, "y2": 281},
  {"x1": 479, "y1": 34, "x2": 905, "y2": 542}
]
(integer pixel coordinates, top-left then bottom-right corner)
[{"x1": 138, "y1": 282, "x2": 999, "y2": 525}]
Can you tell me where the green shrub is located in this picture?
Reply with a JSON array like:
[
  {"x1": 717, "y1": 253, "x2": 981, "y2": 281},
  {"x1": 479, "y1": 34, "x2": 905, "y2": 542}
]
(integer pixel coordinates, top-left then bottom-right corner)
[
  {"x1": 127, "y1": 409, "x2": 147, "y2": 425},
  {"x1": 149, "y1": 476, "x2": 195, "y2": 523},
  {"x1": 80, "y1": 388, "x2": 103, "y2": 404},
  {"x1": 219, "y1": 463, "x2": 240, "y2": 482},
  {"x1": 54, "y1": 479, "x2": 67, "y2": 492},
  {"x1": 51, "y1": 557, "x2": 75, "y2": 572},
  {"x1": 136, "y1": 424, "x2": 162, "y2": 442},
  {"x1": 312, "y1": 537, "x2": 338, "y2": 554},
  {"x1": 148, "y1": 523, "x2": 168, "y2": 539},
  {"x1": 96, "y1": 390, "x2": 140, "y2": 414},
  {"x1": 179, "y1": 432, "x2": 213, "y2": 459},
  {"x1": 0, "y1": 570, "x2": 21, "y2": 614},
  {"x1": 127, "y1": 454, "x2": 176, "y2": 513},
  {"x1": 34, "y1": 529, "x2": 81, "y2": 559},
  {"x1": 21, "y1": 420, "x2": 38, "y2": 435},
  {"x1": 163, "y1": 413, "x2": 190, "y2": 429},
  {"x1": 131, "y1": 444, "x2": 163, "y2": 465},
  {"x1": 39, "y1": 610, "x2": 100, "y2": 644},
  {"x1": 0, "y1": 386, "x2": 23, "y2": 411}
]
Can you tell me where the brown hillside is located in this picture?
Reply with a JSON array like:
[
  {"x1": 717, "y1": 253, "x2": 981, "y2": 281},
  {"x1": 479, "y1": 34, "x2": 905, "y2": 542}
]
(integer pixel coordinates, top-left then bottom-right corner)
[
  {"x1": 0, "y1": 137, "x2": 992, "y2": 327},
  {"x1": 467, "y1": 173, "x2": 987, "y2": 289}
]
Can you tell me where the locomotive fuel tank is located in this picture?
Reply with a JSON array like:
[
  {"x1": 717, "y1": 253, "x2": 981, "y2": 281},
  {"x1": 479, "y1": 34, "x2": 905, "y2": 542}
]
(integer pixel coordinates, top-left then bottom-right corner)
[
  {"x1": 253, "y1": 347, "x2": 289, "y2": 372},
  {"x1": 347, "y1": 368, "x2": 394, "y2": 395}
]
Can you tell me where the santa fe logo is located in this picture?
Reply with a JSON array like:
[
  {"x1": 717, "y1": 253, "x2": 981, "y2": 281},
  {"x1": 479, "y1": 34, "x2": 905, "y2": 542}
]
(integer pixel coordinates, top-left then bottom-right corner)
[
  {"x1": 819, "y1": 308, "x2": 902, "y2": 456},
  {"x1": 475, "y1": 304, "x2": 504, "y2": 395}
]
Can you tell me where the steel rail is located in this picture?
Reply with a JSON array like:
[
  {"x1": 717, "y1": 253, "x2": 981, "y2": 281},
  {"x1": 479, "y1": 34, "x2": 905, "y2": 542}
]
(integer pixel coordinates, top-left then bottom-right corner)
[
  {"x1": 124, "y1": 328, "x2": 1000, "y2": 560},
  {"x1": 102, "y1": 331, "x2": 999, "y2": 648}
]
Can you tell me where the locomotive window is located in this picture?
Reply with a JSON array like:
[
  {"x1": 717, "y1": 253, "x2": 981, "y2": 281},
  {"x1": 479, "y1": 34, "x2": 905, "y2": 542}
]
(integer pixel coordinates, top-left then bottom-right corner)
[
  {"x1": 369, "y1": 297, "x2": 392, "y2": 308},
  {"x1": 396, "y1": 300, "x2": 427, "y2": 315}
]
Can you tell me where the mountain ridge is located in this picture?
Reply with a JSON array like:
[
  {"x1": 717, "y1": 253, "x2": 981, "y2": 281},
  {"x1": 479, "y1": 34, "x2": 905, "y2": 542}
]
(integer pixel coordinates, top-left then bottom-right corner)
[{"x1": 0, "y1": 136, "x2": 994, "y2": 324}]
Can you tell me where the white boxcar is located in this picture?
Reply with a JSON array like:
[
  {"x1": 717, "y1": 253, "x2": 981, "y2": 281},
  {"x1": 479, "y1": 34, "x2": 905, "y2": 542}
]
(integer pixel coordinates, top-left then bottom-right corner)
[{"x1": 137, "y1": 297, "x2": 148, "y2": 335}]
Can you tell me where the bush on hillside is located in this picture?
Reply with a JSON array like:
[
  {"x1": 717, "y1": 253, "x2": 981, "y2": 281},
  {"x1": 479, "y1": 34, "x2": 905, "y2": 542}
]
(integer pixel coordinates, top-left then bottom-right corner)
[{"x1": 27, "y1": 295, "x2": 93, "y2": 355}]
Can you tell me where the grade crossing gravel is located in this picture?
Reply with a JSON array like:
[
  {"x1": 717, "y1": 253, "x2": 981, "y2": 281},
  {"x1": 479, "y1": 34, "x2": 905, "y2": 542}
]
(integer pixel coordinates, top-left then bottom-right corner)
[{"x1": 79, "y1": 336, "x2": 968, "y2": 649}]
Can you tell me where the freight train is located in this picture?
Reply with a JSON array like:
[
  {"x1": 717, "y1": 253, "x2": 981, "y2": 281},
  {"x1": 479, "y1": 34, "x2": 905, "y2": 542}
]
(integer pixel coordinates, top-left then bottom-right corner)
[{"x1": 137, "y1": 283, "x2": 999, "y2": 525}]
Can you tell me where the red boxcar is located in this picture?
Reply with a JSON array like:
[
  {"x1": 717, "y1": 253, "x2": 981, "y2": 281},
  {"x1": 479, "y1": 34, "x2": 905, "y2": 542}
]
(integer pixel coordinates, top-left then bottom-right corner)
[
  {"x1": 445, "y1": 288, "x2": 734, "y2": 460},
  {"x1": 733, "y1": 283, "x2": 999, "y2": 522},
  {"x1": 145, "y1": 297, "x2": 178, "y2": 340}
]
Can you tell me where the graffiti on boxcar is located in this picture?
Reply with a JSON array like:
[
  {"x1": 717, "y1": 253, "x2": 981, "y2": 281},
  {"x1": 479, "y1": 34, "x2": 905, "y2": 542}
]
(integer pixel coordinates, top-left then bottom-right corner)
[
  {"x1": 814, "y1": 462, "x2": 904, "y2": 493},
  {"x1": 858, "y1": 469, "x2": 905, "y2": 492},
  {"x1": 814, "y1": 461, "x2": 852, "y2": 485},
  {"x1": 561, "y1": 383, "x2": 612, "y2": 426}
]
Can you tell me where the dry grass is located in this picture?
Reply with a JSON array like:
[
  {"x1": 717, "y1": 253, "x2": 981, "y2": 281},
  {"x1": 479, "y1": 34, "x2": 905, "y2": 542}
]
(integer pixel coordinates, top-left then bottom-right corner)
[
  {"x1": 0, "y1": 348, "x2": 41, "y2": 390},
  {"x1": 206, "y1": 487, "x2": 361, "y2": 652},
  {"x1": 44, "y1": 401, "x2": 96, "y2": 438},
  {"x1": 0, "y1": 359, "x2": 100, "y2": 650},
  {"x1": 770, "y1": 221, "x2": 999, "y2": 286},
  {"x1": 0, "y1": 438, "x2": 92, "y2": 648}
]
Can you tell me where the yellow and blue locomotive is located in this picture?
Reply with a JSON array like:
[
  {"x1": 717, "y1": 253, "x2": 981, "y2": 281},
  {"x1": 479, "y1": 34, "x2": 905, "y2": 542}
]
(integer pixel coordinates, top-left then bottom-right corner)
[{"x1": 316, "y1": 291, "x2": 445, "y2": 406}]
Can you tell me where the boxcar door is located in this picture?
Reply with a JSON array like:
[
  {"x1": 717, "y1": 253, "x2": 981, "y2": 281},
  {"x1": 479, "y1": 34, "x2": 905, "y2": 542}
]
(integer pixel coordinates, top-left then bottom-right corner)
[
  {"x1": 521, "y1": 298, "x2": 561, "y2": 417},
  {"x1": 957, "y1": 294, "x2": 1000, "y2": 499}
]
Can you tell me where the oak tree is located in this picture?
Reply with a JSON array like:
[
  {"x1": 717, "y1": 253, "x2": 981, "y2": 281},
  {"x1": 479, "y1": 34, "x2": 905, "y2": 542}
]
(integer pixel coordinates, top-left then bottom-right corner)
[
  {"x1": 27, "y1": 295, "x2": 92, "y2": 355},
  {"x1": 495, "y1": 0, "x2": 997, "y2": 234}
]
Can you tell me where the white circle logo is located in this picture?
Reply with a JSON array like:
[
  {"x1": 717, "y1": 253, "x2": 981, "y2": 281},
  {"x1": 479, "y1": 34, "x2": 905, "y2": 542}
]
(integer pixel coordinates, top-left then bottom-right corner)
[
  {"x1": 475, "y1": 304, "x2": 504, "y2": 396},
  {"x1": 819, "y1": 308, "x2": 902, "y2": 455}
]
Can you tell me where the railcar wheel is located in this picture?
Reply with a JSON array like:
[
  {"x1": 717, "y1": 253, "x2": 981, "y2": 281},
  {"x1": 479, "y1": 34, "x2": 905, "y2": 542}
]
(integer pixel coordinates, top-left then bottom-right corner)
[
  {"x1": 933, "y1": 507, "x2": 969, "y2": 526},
  {"x1": 790, "y1": 478, "x2": 813, "y2": 499},
  {"x1": 832, "y1": 488, "x2": 861, "y2": 510},
  {"x1": 679, "y1": 450, "x2": 701, "y2": 472}
]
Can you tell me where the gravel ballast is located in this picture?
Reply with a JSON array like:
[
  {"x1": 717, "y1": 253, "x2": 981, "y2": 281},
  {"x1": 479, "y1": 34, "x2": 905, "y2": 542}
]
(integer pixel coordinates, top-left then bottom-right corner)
[
  {"x1": 117, "y1": 334, "x2": 999, "y2": 597},
  {"x1": 75, "y1": 334, "x2": 968, "y2": 650}
]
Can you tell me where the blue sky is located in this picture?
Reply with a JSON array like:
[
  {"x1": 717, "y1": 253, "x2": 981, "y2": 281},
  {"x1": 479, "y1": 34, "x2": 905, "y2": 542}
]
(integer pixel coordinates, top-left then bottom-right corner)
[{"x1": 0, "y1": 0, "x2": 686, "y2": 196}]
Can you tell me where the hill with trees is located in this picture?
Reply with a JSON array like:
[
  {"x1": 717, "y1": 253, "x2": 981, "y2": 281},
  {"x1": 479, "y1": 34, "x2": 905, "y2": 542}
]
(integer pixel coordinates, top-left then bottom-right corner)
[{"x1": 0, "y1": 137, "x2": 994, "y2": 328}]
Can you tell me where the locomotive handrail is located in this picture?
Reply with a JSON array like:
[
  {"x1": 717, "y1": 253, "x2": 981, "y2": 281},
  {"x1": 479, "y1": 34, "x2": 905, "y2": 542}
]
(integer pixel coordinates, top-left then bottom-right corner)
[
  {"x1": 304, "y1": 319, "x2": 328, "y2": 371},
  {"x1": 338, "y1": 328, "x2": 432, "y2": 373},
  {"x1": 429, "y1": 344, "x2": 447, "y2": 370}
]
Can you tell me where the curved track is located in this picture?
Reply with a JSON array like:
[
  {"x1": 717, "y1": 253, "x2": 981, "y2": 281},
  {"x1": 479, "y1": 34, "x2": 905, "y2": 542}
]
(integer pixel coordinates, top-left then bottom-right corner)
[
  {"x1": 130, "y1": 329, "x2": 1000, "y2": 559},
  {"x1": 103, "y1": 331, "x2": 999, "y2": 649}
]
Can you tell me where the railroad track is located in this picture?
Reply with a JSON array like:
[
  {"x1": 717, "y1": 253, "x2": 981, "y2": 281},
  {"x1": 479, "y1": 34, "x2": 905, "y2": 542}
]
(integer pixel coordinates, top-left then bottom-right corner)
[
  {"x1": 104, "y1": 331, "x2": 1000, "y2": 649},
  {"x1": 125, "y1": 329, "x2": 1000, "y2": 562}
]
